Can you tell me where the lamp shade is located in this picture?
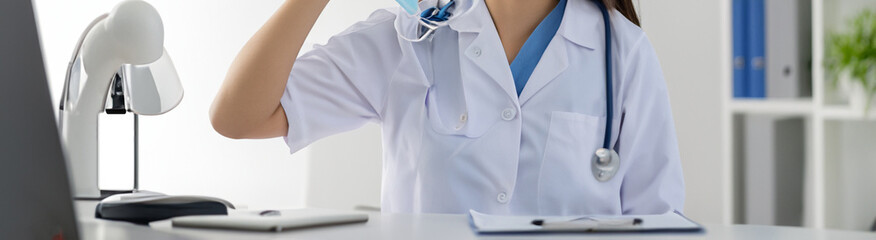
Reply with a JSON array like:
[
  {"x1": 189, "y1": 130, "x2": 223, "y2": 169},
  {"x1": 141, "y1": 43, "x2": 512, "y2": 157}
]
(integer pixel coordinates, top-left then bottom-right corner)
[{"x1": 123, "y1": 50, "x2": 183, "y2": 115}]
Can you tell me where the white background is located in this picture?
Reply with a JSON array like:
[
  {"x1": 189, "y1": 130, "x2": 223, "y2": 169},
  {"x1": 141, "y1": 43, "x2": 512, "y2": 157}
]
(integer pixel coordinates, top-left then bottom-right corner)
[{"x1": 34, "y1": 0, "x2": 729, "y2": 223}]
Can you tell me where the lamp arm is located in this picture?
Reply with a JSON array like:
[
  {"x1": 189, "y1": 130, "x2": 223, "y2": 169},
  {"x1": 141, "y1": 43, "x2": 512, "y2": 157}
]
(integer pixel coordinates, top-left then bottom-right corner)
[
  {"x1": 62, "y1": 19, "x2": 126, "y2": 198},
  {"x1": 59, "y1": 14, "x2": 108, "y2": 120}
]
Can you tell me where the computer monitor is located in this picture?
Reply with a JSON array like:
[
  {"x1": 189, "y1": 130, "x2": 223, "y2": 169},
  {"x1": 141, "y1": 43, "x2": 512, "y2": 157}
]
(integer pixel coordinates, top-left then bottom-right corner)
[{"x1": 0, "y1": 0, "x2": 80, "y2": 239}]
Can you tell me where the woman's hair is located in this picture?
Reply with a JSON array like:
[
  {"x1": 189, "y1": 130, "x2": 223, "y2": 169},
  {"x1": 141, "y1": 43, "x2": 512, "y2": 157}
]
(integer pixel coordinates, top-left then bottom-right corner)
[{"x1": 601, "y1": 0, "x2": 640, "y2": 26}]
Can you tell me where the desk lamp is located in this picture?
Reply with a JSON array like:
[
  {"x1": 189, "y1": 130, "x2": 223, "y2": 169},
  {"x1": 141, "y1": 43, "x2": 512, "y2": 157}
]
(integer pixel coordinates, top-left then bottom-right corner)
[{"x1": 58, "y1": 0, "x2": 183, "y2": 199}]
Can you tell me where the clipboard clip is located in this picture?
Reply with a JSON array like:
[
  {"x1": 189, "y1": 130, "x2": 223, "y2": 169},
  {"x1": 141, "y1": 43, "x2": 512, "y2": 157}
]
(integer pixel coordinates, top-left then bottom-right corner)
[{"x1": 531, "y1": 217, "x2": 643, "y2": 231}]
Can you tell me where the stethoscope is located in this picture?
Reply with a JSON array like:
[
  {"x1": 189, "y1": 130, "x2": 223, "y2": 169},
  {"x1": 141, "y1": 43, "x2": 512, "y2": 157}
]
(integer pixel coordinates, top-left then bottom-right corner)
[{"x1": 407, "y1": 0, "x2": 619, "y2": 182}]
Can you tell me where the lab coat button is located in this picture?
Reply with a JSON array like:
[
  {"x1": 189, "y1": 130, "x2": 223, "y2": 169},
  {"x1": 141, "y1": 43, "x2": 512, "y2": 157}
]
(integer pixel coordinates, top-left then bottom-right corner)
[
  {"x1": 501, "y1": 108, "x2": 516, "y2": 121},
  {"x1": 455, "y1": 113, "x2": 467, "y2": 131},
  {"x1": 497, "y1": 192, "x2": 508, "y2": 203},
  {"x1": 471, "y1": 47, "x2": 482, "y2": 57}
]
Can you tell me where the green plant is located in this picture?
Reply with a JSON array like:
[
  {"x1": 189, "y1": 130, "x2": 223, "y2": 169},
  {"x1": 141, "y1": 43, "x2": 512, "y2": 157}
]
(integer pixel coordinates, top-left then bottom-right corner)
[{"x1": 825, "y1": 9, "x2": 876, "y2": 113}]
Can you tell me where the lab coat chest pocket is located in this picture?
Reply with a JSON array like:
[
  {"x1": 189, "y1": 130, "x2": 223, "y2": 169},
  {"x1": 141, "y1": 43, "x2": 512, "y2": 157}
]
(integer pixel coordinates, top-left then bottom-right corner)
[
  {"x1": 538, "y1": 111, "x2": 621, "y2": 215},
  {"x1": 424, "y1": 77, "x2": 496, "y2": 138},
  {"x1": 422, "y1": 33, "x2": 497, "y2": 138},
  {"x1": 425, "y1": 77, "x2": 466, "y2": 135}
]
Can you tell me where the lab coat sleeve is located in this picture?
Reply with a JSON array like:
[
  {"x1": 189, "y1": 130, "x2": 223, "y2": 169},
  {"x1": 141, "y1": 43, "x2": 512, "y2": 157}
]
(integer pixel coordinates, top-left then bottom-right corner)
[
  {"x1": 616, "y1": 34, "x2": 685, "y2": 214},
  {"x1": 279, "y1": 10, "x2": 399, "y2": 154}
]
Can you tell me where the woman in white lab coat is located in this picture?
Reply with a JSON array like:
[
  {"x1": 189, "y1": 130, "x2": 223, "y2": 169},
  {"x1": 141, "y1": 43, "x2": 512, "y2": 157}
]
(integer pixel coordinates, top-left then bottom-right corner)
[{"x1": 211, "y1": 0, "x2": 684, "y2": 216}]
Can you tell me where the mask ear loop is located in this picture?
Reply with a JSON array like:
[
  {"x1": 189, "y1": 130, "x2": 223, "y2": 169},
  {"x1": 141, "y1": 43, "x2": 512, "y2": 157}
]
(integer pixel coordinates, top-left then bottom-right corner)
[
  {"x1": 398, "y1": 0, "x2": 457, "y2": 42},
  {"x1": 399, "y1": 20, "x2": 441, "y2": 42},
  {"x1": 415, "y1": 1, "x2": 469, "y2": 131}
]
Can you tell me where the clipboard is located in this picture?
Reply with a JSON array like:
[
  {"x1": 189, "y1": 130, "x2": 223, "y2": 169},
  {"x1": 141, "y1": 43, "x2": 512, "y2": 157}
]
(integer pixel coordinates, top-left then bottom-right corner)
[{"x1": 469, "y1": 210, "x2": 703, "y2": 233}]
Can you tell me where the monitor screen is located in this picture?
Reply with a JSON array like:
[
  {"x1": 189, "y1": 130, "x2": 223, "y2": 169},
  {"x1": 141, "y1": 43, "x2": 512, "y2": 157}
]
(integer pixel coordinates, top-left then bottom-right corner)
[{"x1": 0, "y1": 0, "x2": 80, "y2": 239}]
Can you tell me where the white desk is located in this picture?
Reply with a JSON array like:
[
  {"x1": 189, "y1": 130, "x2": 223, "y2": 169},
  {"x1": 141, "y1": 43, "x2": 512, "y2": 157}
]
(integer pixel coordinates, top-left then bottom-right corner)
[{"x1": 76, "y1": 200, "x2": 876, "y2": 240}]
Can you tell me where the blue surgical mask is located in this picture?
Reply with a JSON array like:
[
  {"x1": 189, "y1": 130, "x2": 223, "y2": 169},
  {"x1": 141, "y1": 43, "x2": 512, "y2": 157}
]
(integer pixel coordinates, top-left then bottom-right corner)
[{"x1": 395, "y1": 0, "x2": 419, "y2": 15}]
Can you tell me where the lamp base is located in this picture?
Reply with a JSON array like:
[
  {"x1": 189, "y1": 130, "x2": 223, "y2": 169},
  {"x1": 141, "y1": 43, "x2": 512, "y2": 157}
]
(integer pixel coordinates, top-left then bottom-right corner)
[{"x1": 94, "y1": 191, "x2": 232, "y2": 225}]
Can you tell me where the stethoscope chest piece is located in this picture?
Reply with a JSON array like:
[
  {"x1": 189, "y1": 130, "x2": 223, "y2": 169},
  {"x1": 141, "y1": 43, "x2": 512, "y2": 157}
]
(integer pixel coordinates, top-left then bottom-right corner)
[{"x1": 591, "y1": 148, "x2": 620, "y2": 182}]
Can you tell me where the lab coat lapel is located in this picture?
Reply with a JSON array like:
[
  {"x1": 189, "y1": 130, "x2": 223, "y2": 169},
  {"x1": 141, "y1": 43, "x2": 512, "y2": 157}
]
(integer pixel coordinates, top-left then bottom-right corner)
[
  {"x1": 450, "y1": 0, "x2": 519, "y2": 104},
  {"x1": 462, "y1": 31, "x2": 518, "y2": 103},
  {"x1": 519, "y1": 0, "x2": 602, "y2": 105},
  {"x1": 518, "y1": 40, "x2": 568, "y2": 105}
]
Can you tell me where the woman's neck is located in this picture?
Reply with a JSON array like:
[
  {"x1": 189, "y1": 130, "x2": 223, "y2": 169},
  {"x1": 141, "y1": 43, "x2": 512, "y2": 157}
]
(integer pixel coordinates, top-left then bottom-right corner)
[{"x1": 484, "y1": 0, "x2": 559, "y2": 64}]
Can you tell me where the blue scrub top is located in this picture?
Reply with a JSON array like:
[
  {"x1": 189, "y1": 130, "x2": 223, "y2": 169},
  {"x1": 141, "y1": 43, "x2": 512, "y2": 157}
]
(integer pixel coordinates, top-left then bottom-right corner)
[{"x1": 509, "y1": 0, "x2": 567, "y2": 96}]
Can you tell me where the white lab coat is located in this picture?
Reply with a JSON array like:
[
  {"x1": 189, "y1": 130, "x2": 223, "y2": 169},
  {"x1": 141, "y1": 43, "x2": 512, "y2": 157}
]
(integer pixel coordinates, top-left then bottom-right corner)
[{"x1": 279, "y1": 0, "x2": 684, "y2": 215}]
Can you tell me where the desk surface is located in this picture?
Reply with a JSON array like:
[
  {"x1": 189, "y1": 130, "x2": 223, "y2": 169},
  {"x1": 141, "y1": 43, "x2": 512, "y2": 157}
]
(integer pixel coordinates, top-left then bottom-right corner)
[{"x1": 76, "y1": 201, "x2": 876, "y2": 240}]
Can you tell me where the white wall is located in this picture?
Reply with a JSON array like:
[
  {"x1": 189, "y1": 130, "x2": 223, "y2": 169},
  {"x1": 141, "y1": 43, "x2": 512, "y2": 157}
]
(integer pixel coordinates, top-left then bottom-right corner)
[{"x1": 638, "y1": 0, "x2": 727, "y2": 224}]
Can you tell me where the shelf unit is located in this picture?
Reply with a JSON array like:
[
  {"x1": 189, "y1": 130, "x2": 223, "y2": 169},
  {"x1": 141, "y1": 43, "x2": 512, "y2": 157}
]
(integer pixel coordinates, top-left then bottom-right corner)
[
  {"x1": 729, "y1": 99, "x2": 813, "y2": 115},
  {"x1": 721, "y1": 0, "x2": 876, "y2": 231}
]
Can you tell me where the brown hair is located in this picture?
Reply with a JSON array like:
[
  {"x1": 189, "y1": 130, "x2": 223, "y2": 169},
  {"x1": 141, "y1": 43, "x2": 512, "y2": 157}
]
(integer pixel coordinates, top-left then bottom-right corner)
[{"x1": 601, "y1": 0, "x2": 640, "y2": 26}]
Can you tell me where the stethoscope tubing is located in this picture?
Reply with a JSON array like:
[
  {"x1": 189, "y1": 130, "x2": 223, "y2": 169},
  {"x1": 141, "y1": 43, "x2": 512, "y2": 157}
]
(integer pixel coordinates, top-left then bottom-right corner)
[{"x1": 592, "y1": 0, "x2": 613, "y2": 150}]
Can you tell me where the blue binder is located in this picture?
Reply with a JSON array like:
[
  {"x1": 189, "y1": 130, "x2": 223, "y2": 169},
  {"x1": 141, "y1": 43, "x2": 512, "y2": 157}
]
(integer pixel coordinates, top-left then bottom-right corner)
[
  {"x1": 733, "y1": 0, "x2": 748, "y2": 98},
  {"x1": 747, "y1": 0, "x2": 766, "y2": 98}
]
